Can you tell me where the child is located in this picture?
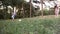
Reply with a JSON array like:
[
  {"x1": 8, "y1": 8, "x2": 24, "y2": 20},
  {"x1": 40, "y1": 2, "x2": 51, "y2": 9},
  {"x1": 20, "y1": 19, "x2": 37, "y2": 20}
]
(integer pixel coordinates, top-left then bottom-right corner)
[
  {"x1": 11, "y1": 7, "x2": 16, "y2": 20},
  {"x1": 11, "y1": 12, "x2": 16, "y2": 20},
  {"x1": 54, "y1": 4, "x2": 59, "y2": 17}
]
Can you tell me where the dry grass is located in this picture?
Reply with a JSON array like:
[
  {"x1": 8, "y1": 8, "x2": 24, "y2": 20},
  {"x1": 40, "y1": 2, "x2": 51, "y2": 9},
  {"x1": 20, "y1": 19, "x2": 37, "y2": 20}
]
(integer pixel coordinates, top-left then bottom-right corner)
[{"x1": 37, "y1": 15, "x2": 60, "y2": 19}]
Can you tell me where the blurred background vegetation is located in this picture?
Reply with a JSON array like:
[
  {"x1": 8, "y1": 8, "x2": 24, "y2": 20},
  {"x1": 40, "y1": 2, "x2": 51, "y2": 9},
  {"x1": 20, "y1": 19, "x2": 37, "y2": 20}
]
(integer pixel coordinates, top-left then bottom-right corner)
[{"x1": 0, "y1": 0, "x2": 59, "y2": 19}]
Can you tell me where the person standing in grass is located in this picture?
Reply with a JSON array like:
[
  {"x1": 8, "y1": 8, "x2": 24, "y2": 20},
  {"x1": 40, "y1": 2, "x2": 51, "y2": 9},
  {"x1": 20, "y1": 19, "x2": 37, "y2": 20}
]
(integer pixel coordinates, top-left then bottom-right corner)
[
  {"x1": 11, "y1": 7, "x2": 16, "y2": 20},
  {"x1": 54, "y1": 1, "x2": 60, "y2": 16},
  {"x1": 11, "y1": 6, "x2": 19, "y2": 20},
  {"x1": 54, "y1": 5, "x2": 59, "y2": 16}
]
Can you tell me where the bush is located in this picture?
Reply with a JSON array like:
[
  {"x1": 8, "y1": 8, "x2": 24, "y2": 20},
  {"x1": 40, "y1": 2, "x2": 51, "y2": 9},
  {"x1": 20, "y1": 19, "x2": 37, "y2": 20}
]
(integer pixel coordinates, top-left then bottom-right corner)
[
  {"x1": 0, "y1": 8, "x2": 11, "y2": 19},
  {"x1": 0, "y1": 6, "x2": 58, "y2": 19},
  {"x1": 43, "y1": 8, "x2": 54, "y2": 15}
]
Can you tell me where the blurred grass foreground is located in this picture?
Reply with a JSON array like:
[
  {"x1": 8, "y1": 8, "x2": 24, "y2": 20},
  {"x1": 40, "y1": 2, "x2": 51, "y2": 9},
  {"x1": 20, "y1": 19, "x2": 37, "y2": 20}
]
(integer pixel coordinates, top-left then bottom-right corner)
[{"x1": 0, "y1": 16, "x2": 60, "y2": 34}]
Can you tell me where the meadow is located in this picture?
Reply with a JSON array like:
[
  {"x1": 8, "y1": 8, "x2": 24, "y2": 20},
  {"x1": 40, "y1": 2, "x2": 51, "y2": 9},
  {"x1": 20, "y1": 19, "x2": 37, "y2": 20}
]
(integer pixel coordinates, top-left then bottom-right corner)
[{"x1": 0, "y1": 16, "x2": 60, "y2": 34}]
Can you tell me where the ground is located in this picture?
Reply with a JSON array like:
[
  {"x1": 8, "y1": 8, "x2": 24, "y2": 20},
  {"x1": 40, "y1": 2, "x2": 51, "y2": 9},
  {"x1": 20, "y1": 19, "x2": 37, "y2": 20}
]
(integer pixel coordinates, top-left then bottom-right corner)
[{"x1": 0, "y1": 15, "x2": 60, "y2": 34}]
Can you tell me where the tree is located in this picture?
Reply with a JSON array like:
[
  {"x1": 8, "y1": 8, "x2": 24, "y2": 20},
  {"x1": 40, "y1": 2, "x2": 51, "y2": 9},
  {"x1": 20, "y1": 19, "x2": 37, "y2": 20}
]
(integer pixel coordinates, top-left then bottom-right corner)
[
  {"x1": 41, "y1": 0, "x2": 43, "y2": 17},
  {"x1": 30, "y1": 0, "x2": 32, "y2": 17}
]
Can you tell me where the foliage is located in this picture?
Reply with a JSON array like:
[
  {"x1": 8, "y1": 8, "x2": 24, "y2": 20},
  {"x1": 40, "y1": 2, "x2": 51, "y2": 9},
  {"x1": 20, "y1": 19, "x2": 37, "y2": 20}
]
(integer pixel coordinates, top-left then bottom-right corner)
[
  {"x1": 0, "y1": 0, "x2": 60, "y2": 19},
  {"x1": 0, "y1": 8, "x2": 55, "y2": 19},
  {"x1": 43, "y1": 8, "x2": 55, "y2": 15}
]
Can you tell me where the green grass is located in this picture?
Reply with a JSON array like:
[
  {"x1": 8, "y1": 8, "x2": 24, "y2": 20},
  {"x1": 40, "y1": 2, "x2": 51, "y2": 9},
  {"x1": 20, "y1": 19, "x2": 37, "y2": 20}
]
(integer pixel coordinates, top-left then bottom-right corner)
[{"x1": 0, "y1": 17, "x2": 60, "y2": 34}]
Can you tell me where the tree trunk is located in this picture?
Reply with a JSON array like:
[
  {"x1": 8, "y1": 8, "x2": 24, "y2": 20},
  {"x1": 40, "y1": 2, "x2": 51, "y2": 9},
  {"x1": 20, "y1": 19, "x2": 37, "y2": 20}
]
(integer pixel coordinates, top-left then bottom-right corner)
[
  {"x1": 22, "y1": 3, "x2": 24, "y2": 18},
  {"x1": 41, "y1": 0, "x2": 43, "y2": 17},
  {"x1": 30, "y1": 0, "x2": 32, "y2": 17}
]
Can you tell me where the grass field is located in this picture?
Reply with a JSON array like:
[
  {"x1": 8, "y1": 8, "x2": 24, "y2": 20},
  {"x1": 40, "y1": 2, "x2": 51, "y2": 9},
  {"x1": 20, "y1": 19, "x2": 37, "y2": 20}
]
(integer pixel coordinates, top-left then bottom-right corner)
[{"x1": 0, "y1": 15, "x2": 60, "y2": 34}]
